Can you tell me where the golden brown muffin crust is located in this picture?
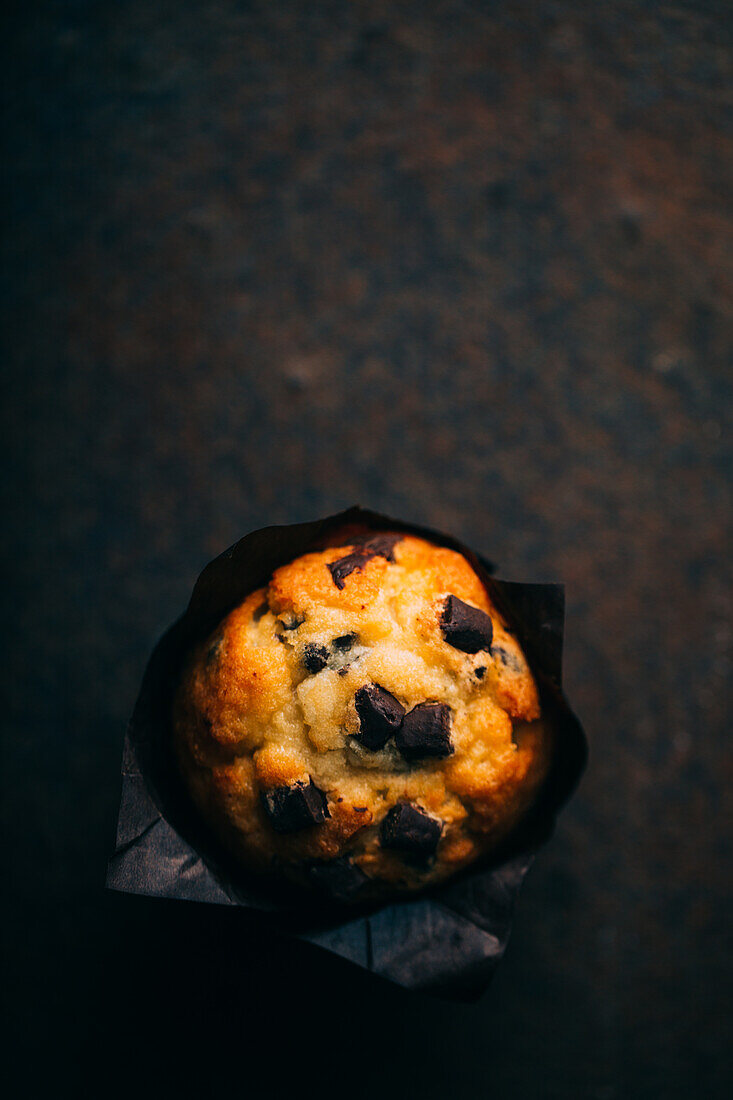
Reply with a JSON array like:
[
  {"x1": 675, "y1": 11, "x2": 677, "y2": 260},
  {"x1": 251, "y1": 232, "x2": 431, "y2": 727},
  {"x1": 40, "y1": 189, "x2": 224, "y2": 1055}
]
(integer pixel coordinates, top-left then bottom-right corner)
[{"x1": 172, "y1": 532, "x2": 548, "y2": 900}]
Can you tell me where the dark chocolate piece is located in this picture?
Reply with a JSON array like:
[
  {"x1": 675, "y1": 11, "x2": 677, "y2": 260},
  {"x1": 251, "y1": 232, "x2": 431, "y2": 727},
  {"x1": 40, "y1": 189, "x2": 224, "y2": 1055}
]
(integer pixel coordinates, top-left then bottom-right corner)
[
  {"x1": 440, "y1": 594, "x2": 493, "y2": 653},
  {"x1": 332, "y1": 632, "x2": 358, "y2": 651},
  {"x1": 261, "y1": 780, "x2": 330, "y2": 833},
  {"x1": 474, "y1": 665, "x2": 486, "y2": 679},
  {"x1": 354, "y1": 683, "x2": 405, "y2": 750},
  {"x1": 328, "y1": 552, "x2": 372, "y2": 589},
  {"x1": 303, "y1": 643, "x2": 329, "y2": 673},
  {"x1": 328, "y1": 533, "x2": 402, "y2": 589},
  {"x1": 395, "y1": 702, "x2": 453, "y2": 761},
  {"x1": 350, "y1": 532, "x2": 402, "y2": 559},
  {"x1": 308, "y1": 857, "x2": 368, "y2": 901},
  {"x1": 379, "y1": 801, "x2": 442, "y2": 858}
]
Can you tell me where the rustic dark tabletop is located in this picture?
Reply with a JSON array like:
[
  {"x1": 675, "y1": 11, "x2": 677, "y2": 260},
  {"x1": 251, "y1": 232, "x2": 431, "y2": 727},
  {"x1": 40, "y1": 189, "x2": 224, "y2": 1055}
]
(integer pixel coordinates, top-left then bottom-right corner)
[{"x1": 3, "y1": 2, "x2": 732, "y2": 1097}]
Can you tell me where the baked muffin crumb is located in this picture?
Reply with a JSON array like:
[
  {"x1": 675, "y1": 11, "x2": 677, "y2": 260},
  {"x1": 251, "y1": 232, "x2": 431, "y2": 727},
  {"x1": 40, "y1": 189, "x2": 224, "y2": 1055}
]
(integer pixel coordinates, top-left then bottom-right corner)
[{"x1": 173, "y1": 531, "x2": 548, "y2": 901}]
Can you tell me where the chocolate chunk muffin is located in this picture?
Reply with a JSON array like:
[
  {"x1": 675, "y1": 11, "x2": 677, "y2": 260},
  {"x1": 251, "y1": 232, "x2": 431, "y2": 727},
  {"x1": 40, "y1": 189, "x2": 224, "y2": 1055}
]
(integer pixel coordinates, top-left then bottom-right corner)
[{"x1": 172, "y1": 531, "x2": 549, "y2": 902}]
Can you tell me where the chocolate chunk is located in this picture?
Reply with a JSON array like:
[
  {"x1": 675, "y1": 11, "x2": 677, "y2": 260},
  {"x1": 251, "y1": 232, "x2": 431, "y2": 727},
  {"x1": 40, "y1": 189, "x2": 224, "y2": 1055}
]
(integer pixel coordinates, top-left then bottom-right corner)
[
  {"x1": 351, "y1": 532, "x2": 402, "y2": 560},
  {"x1": 303, "y1": 643, "x2": 329, "y2": 673},
  {"x1": 440, "y1": 595, "x2": 493, "y2": 653},
  {"x1": 261, "y1": 780, "x2": 330, "y2": 833},
  {"x1": 395, "y1": 702, "x2": 453, "y2": 761},
  {"x1": 328, "y1": 533, "x2": 402, "y2": 589},
  {"x1": 308, "y1": 857, "x2": 368, "y2": 901},
  {"x1": 332, "y1": 632, "x2": 358, "y2": 651},
  {"x1": 354, "y1": 683, "x2": 405, "y2": 750},
  {"x1": 379, "y1": 801, "x2": 442, "y2": 858},
  {"x1": 328, "y1": 552, "x2": 372, "y2": 589},
  {"x1": 474, "y1": 665, "x2": 487, "y2": 679}
]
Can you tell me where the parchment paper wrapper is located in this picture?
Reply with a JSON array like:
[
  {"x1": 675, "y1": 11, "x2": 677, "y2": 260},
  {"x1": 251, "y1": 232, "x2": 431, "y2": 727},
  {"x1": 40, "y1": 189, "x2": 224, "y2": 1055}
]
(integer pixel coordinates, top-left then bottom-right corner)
[{"x1": 107, "y1": 507, "x2": 587, "y2": 1000}]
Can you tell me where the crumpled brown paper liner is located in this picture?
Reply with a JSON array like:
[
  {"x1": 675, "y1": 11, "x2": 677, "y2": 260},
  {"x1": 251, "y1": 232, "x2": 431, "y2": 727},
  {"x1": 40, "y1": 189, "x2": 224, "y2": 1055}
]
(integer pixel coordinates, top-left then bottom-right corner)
[{"x1": 106, "y1": 507, "x2": 587, "y2": 1000}]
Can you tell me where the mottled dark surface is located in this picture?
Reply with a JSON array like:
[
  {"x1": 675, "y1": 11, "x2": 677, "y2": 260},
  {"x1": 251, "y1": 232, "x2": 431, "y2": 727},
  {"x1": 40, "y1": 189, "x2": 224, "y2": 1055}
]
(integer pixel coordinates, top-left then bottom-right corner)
[{"x1": 3, "y1": 2, "x2": 732, "y2": 1097}]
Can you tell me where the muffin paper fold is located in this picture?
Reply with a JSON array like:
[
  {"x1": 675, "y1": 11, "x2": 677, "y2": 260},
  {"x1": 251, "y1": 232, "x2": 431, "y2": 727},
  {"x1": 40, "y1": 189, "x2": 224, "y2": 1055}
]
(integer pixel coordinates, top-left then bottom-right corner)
[{"x1": 106, "y1": 507, "x2": 587, "y2": 1000}]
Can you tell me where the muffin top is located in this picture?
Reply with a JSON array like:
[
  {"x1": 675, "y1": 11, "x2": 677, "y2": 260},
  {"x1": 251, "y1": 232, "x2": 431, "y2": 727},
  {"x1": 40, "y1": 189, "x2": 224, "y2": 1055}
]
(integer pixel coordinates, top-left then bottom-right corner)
[{"x1": 172, "y1": 530, "x2": 548, "y2": 902}]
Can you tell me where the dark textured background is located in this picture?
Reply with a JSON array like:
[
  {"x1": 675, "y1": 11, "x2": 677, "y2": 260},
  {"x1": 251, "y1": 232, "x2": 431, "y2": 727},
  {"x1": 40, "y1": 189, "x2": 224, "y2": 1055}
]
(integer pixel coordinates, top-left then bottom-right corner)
[{"x1": 3, "y1": 2, "x2": 732, "y2": 1097}]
